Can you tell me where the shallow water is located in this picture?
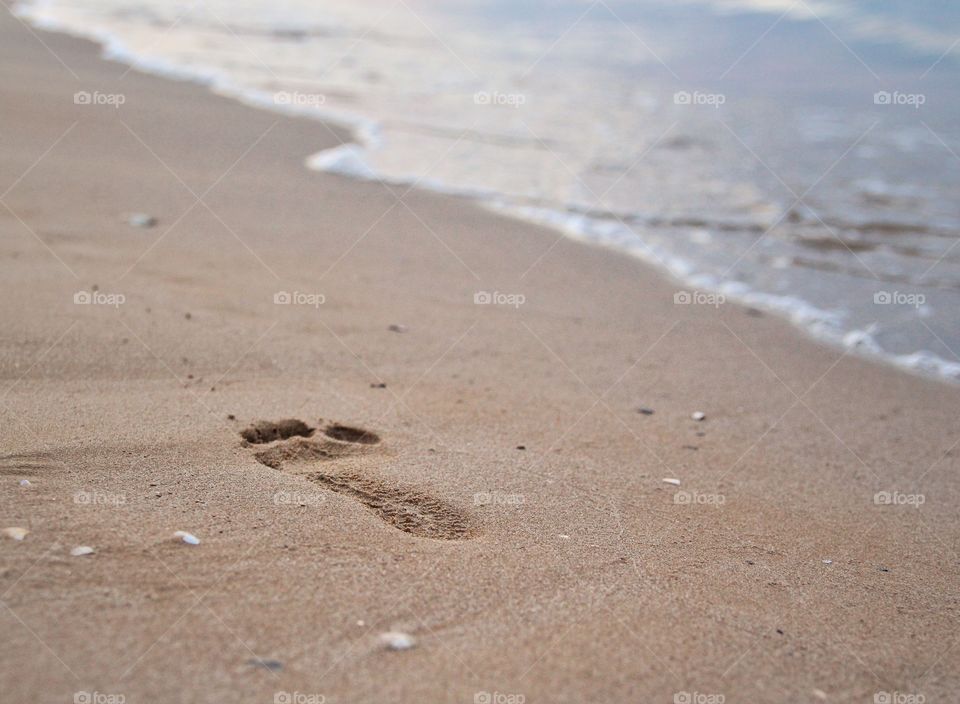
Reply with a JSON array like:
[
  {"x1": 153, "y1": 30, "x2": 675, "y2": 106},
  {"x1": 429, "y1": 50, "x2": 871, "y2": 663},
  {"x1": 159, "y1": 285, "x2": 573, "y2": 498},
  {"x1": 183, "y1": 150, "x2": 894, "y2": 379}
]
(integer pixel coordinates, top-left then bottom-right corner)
[{"x1": 18, "y1": 0, "x2": 960, "y2": 380}]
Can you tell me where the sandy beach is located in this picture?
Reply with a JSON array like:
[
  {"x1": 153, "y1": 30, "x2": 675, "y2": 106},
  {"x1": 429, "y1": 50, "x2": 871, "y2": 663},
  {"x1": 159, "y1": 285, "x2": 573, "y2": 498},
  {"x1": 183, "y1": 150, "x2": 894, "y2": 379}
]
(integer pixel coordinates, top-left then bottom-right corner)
[{"x1": 1, "y1": 7, "x2": 959, "y2": 703}]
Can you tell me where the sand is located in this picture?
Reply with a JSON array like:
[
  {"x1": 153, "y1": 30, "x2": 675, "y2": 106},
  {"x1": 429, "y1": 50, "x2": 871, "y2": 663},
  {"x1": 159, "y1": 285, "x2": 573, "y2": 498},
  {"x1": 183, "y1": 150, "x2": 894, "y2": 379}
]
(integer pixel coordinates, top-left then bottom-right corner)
[{"x1": 1, "y1": 8, "x2": 958, "y2": 703}]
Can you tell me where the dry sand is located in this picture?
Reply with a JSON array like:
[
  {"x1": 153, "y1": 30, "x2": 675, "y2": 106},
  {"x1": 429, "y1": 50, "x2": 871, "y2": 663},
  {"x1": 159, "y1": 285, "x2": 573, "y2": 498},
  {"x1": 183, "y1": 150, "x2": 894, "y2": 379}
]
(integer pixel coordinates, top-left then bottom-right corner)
[{"x1": 1, "y1": 8, "x2": 959, "y2": 703}]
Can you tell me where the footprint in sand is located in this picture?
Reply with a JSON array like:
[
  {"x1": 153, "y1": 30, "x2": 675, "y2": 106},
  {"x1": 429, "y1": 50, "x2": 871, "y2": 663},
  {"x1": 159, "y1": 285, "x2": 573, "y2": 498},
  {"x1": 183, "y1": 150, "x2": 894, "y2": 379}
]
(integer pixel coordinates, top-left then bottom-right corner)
[
  {"x1": 0, "y1": 452, "x2": 58, "y2": 478},
  {"x1": 242, "y1": 419, "x2": 473, "y2": 540}
]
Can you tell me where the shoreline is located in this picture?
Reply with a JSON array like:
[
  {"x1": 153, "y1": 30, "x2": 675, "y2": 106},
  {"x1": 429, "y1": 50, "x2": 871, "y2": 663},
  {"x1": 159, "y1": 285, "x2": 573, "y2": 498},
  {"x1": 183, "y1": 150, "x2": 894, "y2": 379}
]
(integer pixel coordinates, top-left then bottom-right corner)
[
  {"x1": 2, "y1": 6, "x2": 959, "y2": 703},
  {"x1": 14, "y1": 0, "x2": 960, "y2": 387}
]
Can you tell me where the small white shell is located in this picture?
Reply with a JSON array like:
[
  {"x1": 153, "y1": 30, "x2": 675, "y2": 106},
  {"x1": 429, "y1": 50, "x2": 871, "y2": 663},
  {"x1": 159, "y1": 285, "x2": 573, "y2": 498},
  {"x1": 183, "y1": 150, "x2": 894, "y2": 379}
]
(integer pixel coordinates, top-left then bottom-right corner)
[
  {"x1": 379, "y1": 631, "x2": 415, "y2": 650},
  {"x1": 173, "y1": 530, "x2": 200, "y2": 545},
  {"x1": 3, "y1": 527, "x2": 28, "y2": 541},
  {"x1": 18, "y1": 479, "x2": 31, "y2": 487},
  {"x1": 128, "y1": 213, "x2": 157, "y2": 228},
  {"x1": 662, "y1": 478, "x2": 682, "y2": 486},
  {"x1": 822, "y1": 559, "x2": 833, "y2": 565},
  {"x1": 71, "y1": 546, "x2": 95, "y2": 556},
  {"x1": 691, "y1": 411, "x2": 706, "y2": 421}
]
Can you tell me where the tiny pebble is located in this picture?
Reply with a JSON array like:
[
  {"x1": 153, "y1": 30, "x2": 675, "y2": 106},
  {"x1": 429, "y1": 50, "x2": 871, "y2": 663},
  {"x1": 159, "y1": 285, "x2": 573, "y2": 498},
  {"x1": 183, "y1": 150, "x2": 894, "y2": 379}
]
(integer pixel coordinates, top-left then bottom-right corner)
[
  {"x1": 247, "y1": 658, "x2": 283, "y2": 671},
  {"x1": 516, "y1": 445, "x2": 526, "y2": 450},
  {"x1": 357, "y1": 620, "x2": 365, "y2": 627},
  {"x1": 70, "y1": 546, "x2": 95, "y2": 556},
  {"x1": 812, "y1": 689, "x2": 827, "y2": 700},
  {"x1": 19, "y1": 479, "x2": 31, "y2": 487},
  {"x1": 370, "y1": 382, "x2": 387, "y2": 388},
  {"x1": 3, "y1": 527, "x2": 28, "y2": 541},
  {"x1": 691, "y1": 411, "x2": 706, "y2": 421},
  {"x1": 637, "y1": 407, "x2": 655, "y2": 415},
  {"x1": 379, "y1": 631, "x2": 416, "y2": 650},
  {"x1": 662, "y1": 478, "x2": 681, "y2": 486},
  {"x1": 128, "y1": 213, "x2": 157, "y2": 228},
  {"x1": 173, "y1": 530, "x2": 200, "y2": 545},
  {"x1": 387, "y1": 324, "x2": 407, "y2": 333},
  {"x1": 558, "y1": 534, "x2": 571, "y2": 540}
]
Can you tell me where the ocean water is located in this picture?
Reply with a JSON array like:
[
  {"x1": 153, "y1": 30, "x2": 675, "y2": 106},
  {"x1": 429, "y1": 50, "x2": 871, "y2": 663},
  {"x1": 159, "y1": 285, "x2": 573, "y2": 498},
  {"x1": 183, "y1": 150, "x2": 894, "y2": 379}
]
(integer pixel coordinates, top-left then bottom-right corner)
[{"x1": 17, "y1": 0, "x2": 960, "y2": 381}]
